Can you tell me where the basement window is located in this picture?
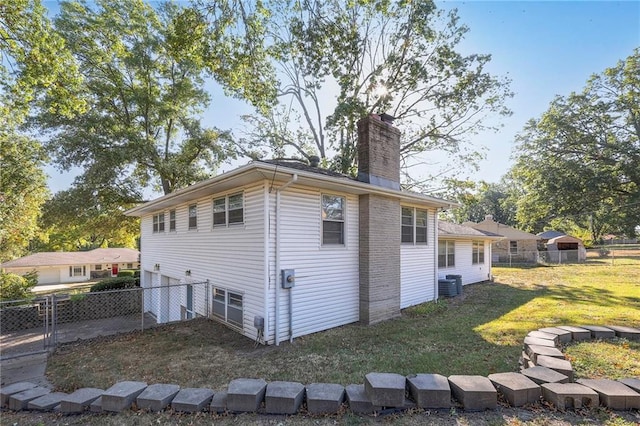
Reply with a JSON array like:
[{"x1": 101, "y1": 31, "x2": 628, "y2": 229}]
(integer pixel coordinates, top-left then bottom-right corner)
[
  {"x1": 212, "y1": 288, "x2": 243, "y2": 328},
  {"x1": 322, "y1": 194, "x2": 345, "y2": 245}
]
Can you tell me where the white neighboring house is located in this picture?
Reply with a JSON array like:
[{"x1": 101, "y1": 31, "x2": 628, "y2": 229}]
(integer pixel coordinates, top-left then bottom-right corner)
[
  {"x1": 437, "y1": 222, "x2": 504, "y2": 285},
  {"x1": 0, "y1": 248, "x2": 140, "y2": 285},
  {"x1": 126, "y1": 114, "x2": 457, "y2": 345}
]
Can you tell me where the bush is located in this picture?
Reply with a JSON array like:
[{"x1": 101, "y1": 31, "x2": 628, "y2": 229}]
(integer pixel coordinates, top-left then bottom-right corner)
[
  {"x1": 0, "y1": 270, "x2": 38, "y2": 301},
  {"x1": 90, "y1": 277, "x2": 138, "y2": 292},
  {"x1": 117, "y1": 269, "x2": 140, "y2": 278}
]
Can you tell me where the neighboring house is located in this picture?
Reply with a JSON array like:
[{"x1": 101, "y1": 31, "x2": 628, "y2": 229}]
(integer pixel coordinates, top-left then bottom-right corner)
[
  {"x1": 464, "y1": 215, "x2": 541, "y2": 263},
  {"x1": 0, "y1": 248, "x2": 140, "y2": 285},
  {"x1": 437, "y1": 222, "x2": 503, "y2": 285},
  {"x1": 126, "y1": 114, "x2": 456, "y2": 345}
]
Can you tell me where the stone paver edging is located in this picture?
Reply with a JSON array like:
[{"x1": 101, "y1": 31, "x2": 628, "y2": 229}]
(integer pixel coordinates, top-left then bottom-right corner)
[{"x1": 1, "y1": 324, "x2": 639, "y2": 417}]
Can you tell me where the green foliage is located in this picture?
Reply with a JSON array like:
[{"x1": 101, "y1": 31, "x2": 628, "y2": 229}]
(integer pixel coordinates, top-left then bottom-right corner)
[
  {"x1": 90, "y1": 277, "x2": 138, "y2": 292},
  {"x1": 37, "y1": 0, "x2": 238, "y2": 200},
  {"x1": 32, "y1": 186, "x2": 139, "y2": 252},
  {"x1": 0, "y1": 271, "x2": 37, "y2": 301},
  {"x1": 117, "y1": 269, "x2": 139, "y2": 278},
  {"x1": 443, "y1": 179, "x2": 518, "y2": 225},
  {"x1": 511, "y1": 49, "x2": 640, "y2": 241},
  {"x1": 235, "y1": 0, "x2": 512, "y2": 185},
  {"x1": 0, "y1": 135, "x2": 49, "y2": 262},
  {"x1": 0, "y1": 0, "x2": 85, "y2": 125}
]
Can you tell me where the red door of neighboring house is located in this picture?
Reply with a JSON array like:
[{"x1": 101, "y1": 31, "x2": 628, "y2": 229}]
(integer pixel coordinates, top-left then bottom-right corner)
[{"x1": 112, "y1": 264, "x2": 119, "y2": 276}]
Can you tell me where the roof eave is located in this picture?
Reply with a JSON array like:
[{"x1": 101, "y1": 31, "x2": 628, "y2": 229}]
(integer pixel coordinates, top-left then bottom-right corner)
[{"x1": 125, "y1": 162, "x2": 458, "y2": 216}]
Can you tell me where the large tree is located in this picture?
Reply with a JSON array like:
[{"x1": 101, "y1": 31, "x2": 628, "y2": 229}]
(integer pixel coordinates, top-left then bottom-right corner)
[
  {"x1": 511, "y1": 49, "x2": 640, "y2": 241},
  {"x1": 0, "y1": 136, "x2": 49, "y2": 262},
  {"x1": 33, "y1": 186, "x2": 139, "y2": 252},
  {"x1": 445, "y1": 179, "x2": 518, "y2": 225},
  {"x1": 0, "y1": 0, "x2": 84, "y2": 124},
  {"x1": 37, "y1": 0, "x2": 265, "y2": 200},
  {"x1": 232, "y1": 0, "x2": 512, "y2": 184}
]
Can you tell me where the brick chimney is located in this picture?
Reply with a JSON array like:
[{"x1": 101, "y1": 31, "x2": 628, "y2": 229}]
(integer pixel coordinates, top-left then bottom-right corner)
[
  {"x1": 357, "y1": 114, "x2": 401, "y2": 325},
  {"x1": 357, "y1": 114, "x2": 401, "y2": 190}
]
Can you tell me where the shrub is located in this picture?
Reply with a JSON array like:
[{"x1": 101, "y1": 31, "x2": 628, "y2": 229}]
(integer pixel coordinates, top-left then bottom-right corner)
[
  {"x1": 117, "y1": 269, "x2": 140, "y2": 278},
  {"x1": 90, "y1": 277, "x2": 138, "y2": 292},
  {"x1": 0, "y1": 270, "x2": 38, "y2": 301}
]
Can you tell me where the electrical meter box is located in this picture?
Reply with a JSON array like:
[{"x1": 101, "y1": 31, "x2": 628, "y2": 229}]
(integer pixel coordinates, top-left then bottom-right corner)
[
  {"x1": 253, "y1": 315, "x2": 264, "y2": 330},
  {"x1": 281, "y1": 269, "x2": 295, "y2": 289}
]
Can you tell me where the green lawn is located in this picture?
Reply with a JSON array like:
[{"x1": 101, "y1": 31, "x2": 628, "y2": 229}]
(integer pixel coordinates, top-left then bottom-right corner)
[{"x1": 47, "y1": 262, "x2": 640, "y2": 393}]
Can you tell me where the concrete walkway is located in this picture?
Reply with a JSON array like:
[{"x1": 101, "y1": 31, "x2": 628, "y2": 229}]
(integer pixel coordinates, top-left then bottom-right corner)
[
  {"x1": 1, "y1": 313, "x2": 157, "y2": 388},
  {"x1": 0, "y1": 352, "x2": 51, "y2": 388}
]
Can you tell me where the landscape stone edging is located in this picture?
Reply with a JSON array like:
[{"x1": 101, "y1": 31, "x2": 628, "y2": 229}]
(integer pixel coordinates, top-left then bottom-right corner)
[{"x1": 1, "y1": 324, "x2": 639, "y2": 417}]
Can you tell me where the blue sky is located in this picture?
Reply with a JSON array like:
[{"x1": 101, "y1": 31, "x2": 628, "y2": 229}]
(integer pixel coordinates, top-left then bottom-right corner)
[
  {"x1": 45, "y1": 0, "x2": 640, "y2": 193},
  {"x1": 437, "y1": 0, "x2": 639, "y2": 183}
]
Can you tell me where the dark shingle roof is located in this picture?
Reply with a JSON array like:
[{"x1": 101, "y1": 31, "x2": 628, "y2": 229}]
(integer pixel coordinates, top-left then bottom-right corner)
[
  {"x1": 438, "y1": 221, "x2": 503, "y2": 238},
  {"x1": 257, "y1": 159, "x2": 351, "y2": 179}
]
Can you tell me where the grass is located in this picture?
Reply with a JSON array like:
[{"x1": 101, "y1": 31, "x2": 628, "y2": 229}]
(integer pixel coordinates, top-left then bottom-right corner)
[
  {"x1": 46, "y1": 262, "x2": 640, "y2": 393},
  {"x1": 565, "y1": 339, "x2": 640, "y2": 380}
]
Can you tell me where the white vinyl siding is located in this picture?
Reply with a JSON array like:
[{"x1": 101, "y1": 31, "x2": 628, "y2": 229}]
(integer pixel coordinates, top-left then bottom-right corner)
[
  {"x1": 401, "y1": 208, "x2": 437, "y2": 308},
  {"x1": 275, "y1": 186, "x2": 359, "y2": 342},
  {"x1": 438, "y1": 240, "x2": 492, "y2": 285},
  {"x1": 139, "y1": 183, "x2": 266, "y2": 341}
]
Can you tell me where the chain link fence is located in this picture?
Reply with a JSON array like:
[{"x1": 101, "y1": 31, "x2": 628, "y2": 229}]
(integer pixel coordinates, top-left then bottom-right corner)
[
  {"x1": 0, "y1": 281, "x2": 209, "y2": 359},
  {"x1": 493, "y1": 247, "x2": 640, "y2": 267}
]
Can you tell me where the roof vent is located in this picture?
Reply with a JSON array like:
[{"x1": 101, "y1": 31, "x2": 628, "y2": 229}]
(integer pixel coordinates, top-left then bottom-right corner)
[{"x1": 308, "y1": 155, "x2": 320, "y2": 167}]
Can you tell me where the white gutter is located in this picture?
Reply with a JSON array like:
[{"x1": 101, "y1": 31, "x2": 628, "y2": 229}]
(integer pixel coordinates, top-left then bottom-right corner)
[{"x1": 274, "y1": 173, "x2": 298, "y2": 346}]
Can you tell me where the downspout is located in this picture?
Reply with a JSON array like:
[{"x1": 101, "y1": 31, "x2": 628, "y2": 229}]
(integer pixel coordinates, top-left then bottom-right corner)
[
  {"x1": 274, "y1": 173, "x2": 298, "y2": 346},
  {"x1": 434, "y1": 209, "x2": 439, "y2": 300},
  {"x1": 262, "y1": 185, "x2": 270, "y2": 344}
]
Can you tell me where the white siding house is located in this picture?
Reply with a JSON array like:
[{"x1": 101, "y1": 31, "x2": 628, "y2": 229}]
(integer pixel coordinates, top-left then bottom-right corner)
[
  {"x1": 437, "y1": 222, "x2": 503, "y2": 285},
  {"x1": 0, "y1": 248, "x2": 140, "y2": 285},
  {"x1": 126, "y1": 114, "x2": 455, "y2": 345}
]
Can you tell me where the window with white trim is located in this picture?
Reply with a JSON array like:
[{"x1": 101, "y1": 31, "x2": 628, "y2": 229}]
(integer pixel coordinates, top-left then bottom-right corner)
[
  {"x1": 509, "y1": 240, "x2": 518, "y2": 254},
  {"x1": 69, "y1": 265, "x2": 86, "y2": 277},
  {"x1": 401, "y1": 207, "x2": 428, "y2": 244},
  {"x1": 472, "y1": 241, "x2": 485, "y2": 264},
  {"x1": 322, "y1": 194, "x2": 345, "y2": 245},
  {"x1": 213, "y1": 192, "x2": 244, "y2": 226},
  {"x1": 152, "y1": 213, "x2": 165, "y2": 233},
  {"x1": 169, "y1": 209, "x2": 176, "y2": 231},
  {"x1": 438, "y1": 240, "x2": 455, "y2": 268},
  {"x1": 212, "y1": 288, "x2": 243, "y2": 328},
  {"x1": 188, "y1": 204, "x2": 197, "y2": 229},
  {"x1": 94, "y1": 264, "x2": 102, "y2": 271},
  {"x1": 401, "y1": 207, "x2": 413, "y2": 243}
]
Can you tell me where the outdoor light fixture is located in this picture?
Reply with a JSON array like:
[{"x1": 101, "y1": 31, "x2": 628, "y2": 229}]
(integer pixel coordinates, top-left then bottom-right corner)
[
  {"x1": 154, "y1": 263, "x2": 160, "y2": 271},
  {"x1": 185, "y1": 270, "x2": 191, "y2": 276}
]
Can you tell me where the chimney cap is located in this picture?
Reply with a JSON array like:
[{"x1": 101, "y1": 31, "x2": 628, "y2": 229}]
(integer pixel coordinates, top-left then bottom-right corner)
[{"x1": 379, "y1": 113, "x2": 395, "y2": 124}]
